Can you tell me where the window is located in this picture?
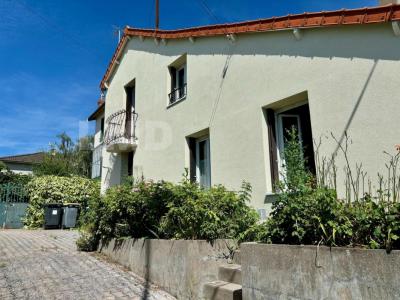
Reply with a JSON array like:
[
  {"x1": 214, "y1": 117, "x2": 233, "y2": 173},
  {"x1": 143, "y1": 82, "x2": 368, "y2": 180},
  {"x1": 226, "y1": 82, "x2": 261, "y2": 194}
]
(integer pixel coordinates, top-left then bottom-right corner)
[
  {"x1": 120, "y1": 151, "x2": 134, "y2": 181},
  {"x1": 91, "y1": 146, "x2": 103, "y2": 179},
  {"x1": 196, "y1": 137, "x2": 211, "y2": 188},
  {"x1": 269, "y1": 103, "x2": 315, "y2": 183},
  {"x1": 125, "y1": 81, "x2": 136, "y2": 137},
  {"x1": 168, "y1": 55, "x2": 187, "y2": 105},
  {"x1": 188, "y1": 135, "x2": 211, "y2": 188}
]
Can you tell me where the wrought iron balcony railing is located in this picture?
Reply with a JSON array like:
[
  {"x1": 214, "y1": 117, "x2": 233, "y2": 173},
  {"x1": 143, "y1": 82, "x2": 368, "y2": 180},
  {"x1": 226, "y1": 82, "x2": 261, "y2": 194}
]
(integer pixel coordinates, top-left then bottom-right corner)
[
  {"x1": 168, "y1": 83, "x2": 187, "y2": 104},
  {"x1": 104, "y1": 109, "x2": 138, "y2": 153}
]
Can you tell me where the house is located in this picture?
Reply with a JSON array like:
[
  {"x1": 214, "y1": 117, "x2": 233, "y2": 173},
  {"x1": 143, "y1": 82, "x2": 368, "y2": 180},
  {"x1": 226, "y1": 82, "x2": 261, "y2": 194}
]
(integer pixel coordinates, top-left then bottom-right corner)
[
  {"x1": 87, "y1": 1, "x2": 400, "y2": 214},
  {"x1": 88, "y1": 99, "x2": 105, "y2": 179},
  {"x1": 0, "y1": 152, "x2": 44, "y2": 175}
]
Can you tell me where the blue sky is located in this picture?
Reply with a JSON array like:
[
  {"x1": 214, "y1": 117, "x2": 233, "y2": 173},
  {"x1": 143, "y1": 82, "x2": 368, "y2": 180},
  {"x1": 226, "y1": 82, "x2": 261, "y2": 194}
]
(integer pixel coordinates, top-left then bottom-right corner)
[{"x1": 0, "y1": 0, "x2": 376, "y2": 156}]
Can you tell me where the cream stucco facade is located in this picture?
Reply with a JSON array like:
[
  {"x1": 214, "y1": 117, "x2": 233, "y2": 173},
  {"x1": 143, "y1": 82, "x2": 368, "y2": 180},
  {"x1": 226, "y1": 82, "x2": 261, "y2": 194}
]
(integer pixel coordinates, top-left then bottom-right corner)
[{"x1": 99, "y1": 22, "x2": 400, "y2": 213}]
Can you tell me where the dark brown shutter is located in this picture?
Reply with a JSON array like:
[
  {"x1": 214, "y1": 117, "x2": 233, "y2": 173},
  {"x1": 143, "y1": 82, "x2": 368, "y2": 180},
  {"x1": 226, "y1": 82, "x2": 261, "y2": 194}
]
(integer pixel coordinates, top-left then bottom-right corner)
[
  {"x1": 125, "y1": 86, "x2": 135, "y2": 136},
  {"x1": 100, "y1": 118, "x2": 105, "y2": 142},
  {"x1": 266, "y1": 109, "x2": 279, "y2": 191},
  {"x1": 128, "y1": 151, "x2": 134, "y2": 177},
  {"x1": 188, "y1": 137, "x2": 196, "y2": 182},
  {"x1": 169, "y1": 67, "x2": 176, "y2": 92}
]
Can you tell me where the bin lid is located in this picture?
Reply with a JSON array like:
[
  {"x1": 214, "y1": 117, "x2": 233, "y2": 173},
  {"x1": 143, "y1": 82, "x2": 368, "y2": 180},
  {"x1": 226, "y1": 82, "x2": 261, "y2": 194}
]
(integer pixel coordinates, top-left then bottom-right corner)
[
  {"x1": 44, "y1": 203, "x2": 63, "y2": 208},
  {"x1": 63, "y1": 203, "x2": 81, "y2": 208}
]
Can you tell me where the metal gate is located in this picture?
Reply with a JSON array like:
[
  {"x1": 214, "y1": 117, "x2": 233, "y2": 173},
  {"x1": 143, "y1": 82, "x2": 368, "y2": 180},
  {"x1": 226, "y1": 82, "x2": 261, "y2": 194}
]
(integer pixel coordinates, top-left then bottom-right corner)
[{"x1": 0, "y1": 183, "x2": 29, "y2": 229}]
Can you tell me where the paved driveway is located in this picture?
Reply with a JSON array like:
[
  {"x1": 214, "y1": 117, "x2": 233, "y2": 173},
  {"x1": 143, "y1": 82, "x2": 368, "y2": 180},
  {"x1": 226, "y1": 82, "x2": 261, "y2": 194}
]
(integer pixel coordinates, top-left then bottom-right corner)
[{"x1": 0, "y1": 230, "x2": 175, "y2": 300}]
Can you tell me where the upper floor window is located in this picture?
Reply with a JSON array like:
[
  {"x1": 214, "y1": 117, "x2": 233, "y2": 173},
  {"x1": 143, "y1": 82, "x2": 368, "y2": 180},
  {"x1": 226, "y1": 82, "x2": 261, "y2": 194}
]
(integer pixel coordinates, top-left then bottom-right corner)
[{"x1": 168, "y1": 55, "x2": 187, "y2": 105}]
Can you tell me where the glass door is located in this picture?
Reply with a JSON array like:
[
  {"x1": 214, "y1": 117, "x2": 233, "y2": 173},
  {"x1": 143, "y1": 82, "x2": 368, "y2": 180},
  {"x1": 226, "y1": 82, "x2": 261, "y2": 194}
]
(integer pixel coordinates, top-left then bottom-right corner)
[
  {"x1": 196, "y1": 137, "x2": 211, "y2": 188},
  {"x1": 277, "y1": 114, "x2": 302, "y2": 179}
]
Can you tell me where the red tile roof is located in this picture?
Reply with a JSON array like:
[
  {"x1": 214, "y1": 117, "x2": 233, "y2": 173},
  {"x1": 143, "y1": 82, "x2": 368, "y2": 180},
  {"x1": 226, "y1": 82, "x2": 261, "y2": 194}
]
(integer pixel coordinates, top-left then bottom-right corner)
[{"x1": 100, "y1": 4, "x2": 400, "y2": 89}]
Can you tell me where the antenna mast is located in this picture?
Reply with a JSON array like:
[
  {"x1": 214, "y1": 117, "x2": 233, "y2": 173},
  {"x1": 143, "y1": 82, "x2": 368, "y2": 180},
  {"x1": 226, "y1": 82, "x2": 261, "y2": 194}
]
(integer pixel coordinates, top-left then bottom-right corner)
[
  {"x1": 155, "y1": 0, "x2": 159, "y2": 30},
  {"x1": 112, "y1": 25, "x2": 122, "y2": 43}
]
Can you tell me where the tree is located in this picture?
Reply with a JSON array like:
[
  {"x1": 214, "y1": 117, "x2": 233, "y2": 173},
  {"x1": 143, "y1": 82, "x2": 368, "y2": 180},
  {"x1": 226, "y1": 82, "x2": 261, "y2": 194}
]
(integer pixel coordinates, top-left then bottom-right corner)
[
  {"x1": 74, "y1": 135, "x2": 94, "y2": 178},
  {"x1": 33, "y1": 133, "x2": 94, "y2": 178}
]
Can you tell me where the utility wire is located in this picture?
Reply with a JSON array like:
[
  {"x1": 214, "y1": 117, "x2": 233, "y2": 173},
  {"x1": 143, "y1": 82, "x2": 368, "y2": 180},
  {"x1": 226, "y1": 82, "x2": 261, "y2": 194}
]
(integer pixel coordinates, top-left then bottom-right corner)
[
  {"x1": 208, "y1": 52, "x2": 233, "y2": 126},
  {"x1": 13, "y1": 0, "x2": 103, "y2": 60},
  {"x1": 193, "y1": 0, "x2": 222, "y2": 24},
  {"x1": 191, "y1": 0, "x2": 234, "y2": 126}
]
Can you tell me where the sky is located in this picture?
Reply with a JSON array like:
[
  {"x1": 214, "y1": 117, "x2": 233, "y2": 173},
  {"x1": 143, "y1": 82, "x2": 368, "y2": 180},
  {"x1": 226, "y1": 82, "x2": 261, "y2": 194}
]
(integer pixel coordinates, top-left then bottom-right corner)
[{"x1": 0, "y1": 0, "x2": 377, "y2": 157}]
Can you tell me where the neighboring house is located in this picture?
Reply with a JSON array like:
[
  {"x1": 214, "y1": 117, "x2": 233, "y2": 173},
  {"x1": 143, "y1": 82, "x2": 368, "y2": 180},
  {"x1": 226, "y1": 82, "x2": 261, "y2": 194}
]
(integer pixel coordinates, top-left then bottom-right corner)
[
  {"x1": 87, "y1": 2, "x2": 400, "y2": 214},
  {"x1": 0, "y1": 152, "x2": 44, "y2": 175},
  {"x1": 88, "y1": 99, "x2": 105, "y2": 179}
]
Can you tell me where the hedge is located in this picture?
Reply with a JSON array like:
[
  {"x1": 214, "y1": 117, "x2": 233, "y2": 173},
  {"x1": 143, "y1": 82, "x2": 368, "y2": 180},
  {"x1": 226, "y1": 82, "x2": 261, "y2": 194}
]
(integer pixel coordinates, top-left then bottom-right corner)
[{"x1": 25, "y1": 175, "x2": 100, "y2": 228}]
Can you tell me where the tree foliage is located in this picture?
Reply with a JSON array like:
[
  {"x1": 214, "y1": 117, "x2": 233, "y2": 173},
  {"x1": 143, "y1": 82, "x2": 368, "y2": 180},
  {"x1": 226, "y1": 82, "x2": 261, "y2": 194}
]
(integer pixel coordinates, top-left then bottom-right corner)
[
  {"x1": 25, "y1": 175, "x2": 100, "y2": 228},
  {"x1": 77, "y1": 175, "x2": 258, "y2": 251},
  {"x1": 33, "y1": 133, "x2": 93, "y2": 178},
  {"x1": 0, "y1": 163, "x2": 32, "y2": 186}
]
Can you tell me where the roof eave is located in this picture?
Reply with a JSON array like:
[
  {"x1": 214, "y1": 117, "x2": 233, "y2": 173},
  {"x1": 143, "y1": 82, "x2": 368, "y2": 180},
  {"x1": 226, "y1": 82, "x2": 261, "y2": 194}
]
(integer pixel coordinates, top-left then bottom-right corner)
[
  {"x1": 99, "y1": 4, "x2": 400, "y2": 89},
  {"x1": 88, "y1": 102, "x2": 105, "y2": 121},
  {"x1": 100, "y1": 33, "x2": 131, "y2": 89}
]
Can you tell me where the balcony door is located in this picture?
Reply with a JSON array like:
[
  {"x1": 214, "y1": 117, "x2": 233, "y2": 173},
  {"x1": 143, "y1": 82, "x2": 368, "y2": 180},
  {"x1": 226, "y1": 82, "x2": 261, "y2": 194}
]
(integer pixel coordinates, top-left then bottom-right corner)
[
  {"x1": 196, "y1": 137, "x2": 211, "y2": 188},
  {"x1": 177, "y1": 66, "x2": 186, "y2": 99},
  {"x1": 125, "y1": 85, "x2": 135, "y2": 137}
]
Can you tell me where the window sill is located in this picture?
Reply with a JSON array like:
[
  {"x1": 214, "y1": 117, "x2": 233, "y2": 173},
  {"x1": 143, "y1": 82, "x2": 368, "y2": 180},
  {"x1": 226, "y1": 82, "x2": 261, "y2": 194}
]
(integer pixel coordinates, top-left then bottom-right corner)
[
  {"x1": 264, "y1": 192, "x2": 279, "y2": 204},
  {"x1": 167, "y1": 95, "x2": 187, "y2": 109}
]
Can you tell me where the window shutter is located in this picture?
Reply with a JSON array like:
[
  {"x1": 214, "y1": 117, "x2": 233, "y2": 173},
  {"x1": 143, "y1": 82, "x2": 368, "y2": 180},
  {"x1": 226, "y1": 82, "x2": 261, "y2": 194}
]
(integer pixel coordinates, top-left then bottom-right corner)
[
  {"x1": 169, "y1": 66, "x2": 176, "y2": 91},
  {"x1": 266, "y1": 109, "x2": 279, "y2": 190}
]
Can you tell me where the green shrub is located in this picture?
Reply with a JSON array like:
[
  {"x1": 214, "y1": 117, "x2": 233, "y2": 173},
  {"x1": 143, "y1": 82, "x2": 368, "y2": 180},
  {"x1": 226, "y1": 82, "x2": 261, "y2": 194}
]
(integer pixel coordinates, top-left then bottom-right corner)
[
  {"x1": 347, "y1": 198, "x2": 400, "y2": 251},
  {"x1": 160, "y1": 180, "x2": 258, "y2": 240},
  {"x1": 259, "y1": 187, "x2": 352, "y2": 246},
  {"x1": 0, "y1": 170, "x2": 32, "y2": 186},
  {"x1": 96, "y1": 180, "x2": 173, "y2": 242},
  {"x1": 0, "y1": 161, "x2": 8, "y2": 172},
  {"x1": 76, "y1": 231, "x2": 99, "y2": 252},
  {"x1": 78, "y1": 176, "x2": 258, "y2": 251},
  {"x1": 25, "y1": 175, "x2": 100, "y2": 228},
  {"x1": 246, "y1": 128, "x2": 400, "y2": 251}
]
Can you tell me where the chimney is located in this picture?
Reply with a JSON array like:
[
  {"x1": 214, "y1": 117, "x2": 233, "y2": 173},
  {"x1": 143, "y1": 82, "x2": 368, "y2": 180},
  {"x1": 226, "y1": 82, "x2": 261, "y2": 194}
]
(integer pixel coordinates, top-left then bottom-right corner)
[
  {"x1": 97, "y1": 98, "x2": 105, "y2": 107},
  {"x1": 380, "y1": 0, "x2": 400, "y2": 5}
]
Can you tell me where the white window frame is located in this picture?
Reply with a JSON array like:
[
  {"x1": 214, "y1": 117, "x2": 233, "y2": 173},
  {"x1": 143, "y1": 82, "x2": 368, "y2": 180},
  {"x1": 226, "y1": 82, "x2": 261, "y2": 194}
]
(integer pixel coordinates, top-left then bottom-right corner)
[
  {"x1": 276, "y1": 113, "x2": 303, "y2": 180},
  {"x1": 195, "y1": 136, "x2": 211, "y2": 188},
  {"x1": 174, "y1": 64, "x2": 187, "y2": 102}
]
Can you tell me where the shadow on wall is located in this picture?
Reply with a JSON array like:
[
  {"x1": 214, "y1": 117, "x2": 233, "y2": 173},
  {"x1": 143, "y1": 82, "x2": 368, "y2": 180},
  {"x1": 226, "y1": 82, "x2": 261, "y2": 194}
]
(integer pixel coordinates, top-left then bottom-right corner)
[
  {"x1": 124, "y1": 24, "x2": 400, "y2": 61},
  {"x1": 142, "y1": 239, "x2": 151, "y2": 300},
  {"x1": 329, "y1": 59, "x2": 378, "y2": 161},
  {"x1": 109, "y1": 238, "x2": 152, "y2": 300}
]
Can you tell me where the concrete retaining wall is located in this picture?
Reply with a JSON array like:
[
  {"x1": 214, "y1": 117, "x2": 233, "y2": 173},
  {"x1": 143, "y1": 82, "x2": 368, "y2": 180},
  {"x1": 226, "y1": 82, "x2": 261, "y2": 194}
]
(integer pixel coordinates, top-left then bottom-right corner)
[
  {"x1": 241, "y1": 243, "x2": 400, "y2": 300},
  {"x1": 100, "y1": 238, "x2": 235, "y2": 299}
]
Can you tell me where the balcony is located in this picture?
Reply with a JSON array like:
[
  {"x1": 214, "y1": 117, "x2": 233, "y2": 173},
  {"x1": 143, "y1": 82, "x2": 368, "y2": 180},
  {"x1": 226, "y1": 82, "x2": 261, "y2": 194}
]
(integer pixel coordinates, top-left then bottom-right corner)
[
  {"x1": 168, "y1": 83, "x2": 187, "y2": 105},
  {"x1": 104, "y1": 109, "x2": 138, "y2": 153}
]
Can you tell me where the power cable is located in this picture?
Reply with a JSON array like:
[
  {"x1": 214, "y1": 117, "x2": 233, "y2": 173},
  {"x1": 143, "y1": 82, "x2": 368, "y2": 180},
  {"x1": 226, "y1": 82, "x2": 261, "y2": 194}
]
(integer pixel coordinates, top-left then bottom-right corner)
[
  {"x1": 12, "y1": 0, "x2": 103, "y2": 60},
  {"x1": 193, "y1": 0, "x2": 222, "y2": 24}
]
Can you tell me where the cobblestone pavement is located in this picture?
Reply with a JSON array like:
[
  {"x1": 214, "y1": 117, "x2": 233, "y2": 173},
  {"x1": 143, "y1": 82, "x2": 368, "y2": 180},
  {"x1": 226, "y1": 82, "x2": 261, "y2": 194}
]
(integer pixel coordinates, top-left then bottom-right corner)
[{"x1": 0, "y1": 230, "x2": 175, "y2": 300}]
